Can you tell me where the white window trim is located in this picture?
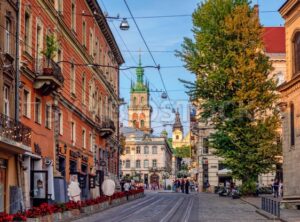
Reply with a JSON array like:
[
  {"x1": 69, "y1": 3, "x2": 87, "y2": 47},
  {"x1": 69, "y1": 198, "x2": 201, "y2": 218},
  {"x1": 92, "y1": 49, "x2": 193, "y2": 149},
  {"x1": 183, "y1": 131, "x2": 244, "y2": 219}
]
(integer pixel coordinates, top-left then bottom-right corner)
[
  {"x1": 34, "y1": 97, "x2": 42, "y2": 124},
  {"x1": 3, "y1": 86, "x2": 9, "y2": 117},
  {"x1": 82, "y1": 128, "x2": 86, "y2": 149},
  {"x1": 71, "y1": 121, "x2": 76, "y2": 145},
  {"x1": 4, "y1": 18, "x2": 11, "y2": 54},
  {"x1": 71, "y1": 64, "x2": 76, "y2": 95},
  {"x1": 24, "y1": 10, "x2": 32, "y2": 55},
  {"x1": 59, "y1": 111, "x2": 63, "y2": 135},
  {"x1": 89, "y1": 132, "x2": 93, "y2": 152},
  {"x1": 45, "y1": 103, "x2": 52, "y2": 129},
  {"x1": 23, "y1": 88, "x2": 31, "y2": 118}
]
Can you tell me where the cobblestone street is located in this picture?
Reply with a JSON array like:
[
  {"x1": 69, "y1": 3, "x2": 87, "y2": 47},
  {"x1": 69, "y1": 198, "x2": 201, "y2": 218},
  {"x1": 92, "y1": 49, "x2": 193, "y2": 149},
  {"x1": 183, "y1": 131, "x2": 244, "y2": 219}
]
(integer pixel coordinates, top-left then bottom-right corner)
[{"x1": 75, "y1": 192, "x2": 271, "y2": 222}]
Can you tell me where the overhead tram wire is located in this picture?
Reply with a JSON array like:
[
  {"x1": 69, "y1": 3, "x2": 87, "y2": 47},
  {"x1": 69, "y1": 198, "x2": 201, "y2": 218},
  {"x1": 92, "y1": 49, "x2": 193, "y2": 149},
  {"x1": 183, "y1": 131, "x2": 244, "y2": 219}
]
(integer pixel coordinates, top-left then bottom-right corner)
[{"x1": 124, "y1": 0, "x2": 175, "y2": 113}]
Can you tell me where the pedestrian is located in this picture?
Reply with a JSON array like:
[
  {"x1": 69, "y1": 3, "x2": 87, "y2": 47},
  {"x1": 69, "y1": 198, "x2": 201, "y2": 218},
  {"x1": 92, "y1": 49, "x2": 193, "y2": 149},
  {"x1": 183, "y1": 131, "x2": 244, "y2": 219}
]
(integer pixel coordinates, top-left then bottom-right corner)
[
  {"x1": 124, "y1": 180, "x2": 131, "y2": 200},
  {"x1": 185, "y1": 179, "x2": 190, "y2": 194},
  {"x1": 273, "y1": 179, "x2": 279, "y2": 198},
  {"x1": 181, "y1": 179, "x2": 185, "y2": 193},
  {"x1": 279, "y1": 180, "x2": 283, "y2": 197}
]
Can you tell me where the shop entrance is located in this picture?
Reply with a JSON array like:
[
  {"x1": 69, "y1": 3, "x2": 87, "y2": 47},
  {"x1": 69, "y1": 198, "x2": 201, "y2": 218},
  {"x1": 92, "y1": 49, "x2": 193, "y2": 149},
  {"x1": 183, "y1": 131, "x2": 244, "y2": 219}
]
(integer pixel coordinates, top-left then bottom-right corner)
[{"x1": 0, "y1": 167, "x2": 6, "y2": 212}]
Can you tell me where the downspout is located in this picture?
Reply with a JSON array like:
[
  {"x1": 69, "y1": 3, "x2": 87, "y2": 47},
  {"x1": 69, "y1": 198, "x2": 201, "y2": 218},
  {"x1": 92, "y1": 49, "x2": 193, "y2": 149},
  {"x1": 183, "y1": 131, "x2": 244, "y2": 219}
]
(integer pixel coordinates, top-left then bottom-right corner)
[{"x1": 15, "y1": 0, "x2": 20, "y2": 121}]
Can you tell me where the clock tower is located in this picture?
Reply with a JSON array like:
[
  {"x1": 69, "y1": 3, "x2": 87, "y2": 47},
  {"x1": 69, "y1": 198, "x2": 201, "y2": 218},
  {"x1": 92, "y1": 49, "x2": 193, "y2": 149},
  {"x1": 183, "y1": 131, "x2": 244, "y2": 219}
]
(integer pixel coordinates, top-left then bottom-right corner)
[{"x1": 128, "y1": 55, "x2": 152, "y2": 133}]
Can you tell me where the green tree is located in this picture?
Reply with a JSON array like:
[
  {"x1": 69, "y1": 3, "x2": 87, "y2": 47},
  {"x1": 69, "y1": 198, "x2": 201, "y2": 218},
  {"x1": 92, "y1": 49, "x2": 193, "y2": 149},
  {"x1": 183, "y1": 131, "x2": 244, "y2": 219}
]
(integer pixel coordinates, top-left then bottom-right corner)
[
  {"x1": 173, "y1": 145, "x2": 191, "y2": 158},
  {"x1": 178, "y1": 0, "x2": 281, "y2": 193}
]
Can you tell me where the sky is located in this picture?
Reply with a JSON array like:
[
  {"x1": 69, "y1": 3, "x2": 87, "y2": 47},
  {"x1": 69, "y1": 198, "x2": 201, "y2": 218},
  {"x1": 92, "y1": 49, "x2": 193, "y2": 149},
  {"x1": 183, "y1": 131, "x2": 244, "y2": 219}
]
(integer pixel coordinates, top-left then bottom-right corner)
[{"x1": 98, "y1": 0, "x2": 286, "y2": 137}]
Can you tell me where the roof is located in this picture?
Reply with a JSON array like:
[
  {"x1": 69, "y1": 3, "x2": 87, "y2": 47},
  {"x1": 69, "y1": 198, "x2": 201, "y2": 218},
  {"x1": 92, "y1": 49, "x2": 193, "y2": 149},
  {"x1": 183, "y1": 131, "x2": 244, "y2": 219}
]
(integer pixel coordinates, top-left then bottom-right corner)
[{"x1": 262, "y1": 27, "x2": 286, "y2": 54}]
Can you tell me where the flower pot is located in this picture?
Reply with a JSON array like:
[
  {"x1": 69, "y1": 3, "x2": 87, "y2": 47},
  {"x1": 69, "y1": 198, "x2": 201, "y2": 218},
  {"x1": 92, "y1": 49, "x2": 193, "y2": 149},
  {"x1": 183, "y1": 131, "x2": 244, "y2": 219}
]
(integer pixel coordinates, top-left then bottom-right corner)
[
  {"x1": 62, "y1": 211, "x2": 72, "y2": 220},
  {"x1": 27, "y1": 218, "x2": 40, "y2": 222},
  {"x1": 40, "y1": 215, "x2": 53, "y2": 222},
  {"x1": 43, "y1": 67, "x2": 53, "y2": 75},
  {"x1": 53, "y1": 212, "x2": 62, "y2": 222},
  {"x1": 71, "y1": 209, "x2": 81, "y2": 217}
]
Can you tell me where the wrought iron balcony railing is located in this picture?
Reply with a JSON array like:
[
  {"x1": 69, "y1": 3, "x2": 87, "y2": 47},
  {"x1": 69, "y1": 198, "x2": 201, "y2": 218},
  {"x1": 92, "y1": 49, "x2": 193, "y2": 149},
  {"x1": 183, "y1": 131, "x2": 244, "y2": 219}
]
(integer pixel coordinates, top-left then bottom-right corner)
[{"x1": 0, "y1": 113, "x2": 31, "y2": 147}]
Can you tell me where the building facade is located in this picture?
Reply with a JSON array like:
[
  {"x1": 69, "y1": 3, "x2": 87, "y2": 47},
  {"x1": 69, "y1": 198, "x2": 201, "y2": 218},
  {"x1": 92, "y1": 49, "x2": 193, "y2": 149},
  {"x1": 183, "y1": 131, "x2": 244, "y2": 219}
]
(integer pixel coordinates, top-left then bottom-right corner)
[
  {"x1": 18, "y1": 0, "x2": 123, "y2": 209},
  {"x1": 0, "y1": 0, "x2": 32, "y2": 213},
  {"x1": 279, "y1": 0, "x2": 300, "y2": 207}
]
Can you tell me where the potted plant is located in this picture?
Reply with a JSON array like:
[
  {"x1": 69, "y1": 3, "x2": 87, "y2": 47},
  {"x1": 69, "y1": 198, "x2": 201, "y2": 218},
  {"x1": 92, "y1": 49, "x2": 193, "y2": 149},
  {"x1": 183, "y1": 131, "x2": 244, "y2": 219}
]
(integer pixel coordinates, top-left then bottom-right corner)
[{"x1": 41, "y1": 34, "x2": 58, "y2": 75}]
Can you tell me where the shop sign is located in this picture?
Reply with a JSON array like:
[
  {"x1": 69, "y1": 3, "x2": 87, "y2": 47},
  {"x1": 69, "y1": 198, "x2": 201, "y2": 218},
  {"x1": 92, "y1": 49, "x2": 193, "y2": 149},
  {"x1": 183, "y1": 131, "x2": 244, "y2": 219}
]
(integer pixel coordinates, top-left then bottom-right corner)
[
  {"x1": 89, "y1": 175, "x2": 96, "y2": 189},
  {"x1": 78, "y1": 173, "x2": 86, "y2": 189}
]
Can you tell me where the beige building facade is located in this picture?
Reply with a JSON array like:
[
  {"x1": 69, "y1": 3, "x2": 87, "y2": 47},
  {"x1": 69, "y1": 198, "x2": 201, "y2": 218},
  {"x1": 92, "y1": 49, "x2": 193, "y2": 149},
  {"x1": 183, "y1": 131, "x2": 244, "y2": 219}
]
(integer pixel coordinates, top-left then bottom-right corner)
[{"x1": 279, "y1": 0, "x2": 300, "y2": 207}]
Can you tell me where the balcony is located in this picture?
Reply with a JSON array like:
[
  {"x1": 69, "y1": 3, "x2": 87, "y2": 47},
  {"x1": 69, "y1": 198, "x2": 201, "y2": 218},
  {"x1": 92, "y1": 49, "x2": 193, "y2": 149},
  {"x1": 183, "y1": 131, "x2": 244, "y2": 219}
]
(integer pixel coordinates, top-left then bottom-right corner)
[
  {"x1": 0, "y1": 113, "x2": 31, "y2": 152},
  {"x1": 98, "y1": 116, "x2": 116, "y2": 138},
  {"x1": 33, "y1": 58, "x2": 64, "y2": 95}
]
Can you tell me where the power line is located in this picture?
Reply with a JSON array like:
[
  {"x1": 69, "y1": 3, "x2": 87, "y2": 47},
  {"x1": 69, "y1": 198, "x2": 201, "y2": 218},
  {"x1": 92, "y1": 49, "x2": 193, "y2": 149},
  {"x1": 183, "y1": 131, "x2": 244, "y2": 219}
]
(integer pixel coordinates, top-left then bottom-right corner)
[{"x1": 123, "y1": 0, "x2": 175, "y2": 113}]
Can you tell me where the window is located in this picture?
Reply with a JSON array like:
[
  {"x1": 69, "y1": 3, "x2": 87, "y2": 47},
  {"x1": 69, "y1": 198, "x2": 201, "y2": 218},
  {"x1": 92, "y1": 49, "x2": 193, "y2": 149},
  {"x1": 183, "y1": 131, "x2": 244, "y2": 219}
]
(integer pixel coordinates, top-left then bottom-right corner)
[
  {"x1": 144, "y1": 146, "x2": 149, "y2": 154},
  {"x1": 125, "y1": 160, "x2": 130, "y2": 168},
  {"x1": 152, "y1": 146, "x2": 157, "y2": 154},
  {"x1": 141, "y1": 120, "x2": 145, "y2": 128},
  {"x1": 71, "y1": 1, "x2": 76, "y2": 31},
  {"x1": 45, "y1": 104, "x2": 51, "y2": 129},
  {"x1": 89, "y1": 133, "x2": 93, "y2": 151},
  {"x1": 23, "y1": 89, "x2": 30, "y2": 118},
  {"x1": 55, "y1": 0, "x2": 63, "y2": 13},
  {"x1": 136, "y1": 160, "x2": 141, "y2": 168},
  {"x1": 70, "y1": 64, "x2": 75, "y2": 95},
  {"x1": 133, "y1": 97, "x2": 137, "y2": 106},
  {"x1": 24, "y1": 11, "x2": 31, "y2": 53},
  {"x1": 82, "y1": 129, "x2": 86, "y2": 149},
  {"x1": 82, "y1": 21, "x2": 86, "y2": 46},
  {"x1": 152, "y1": 159, "x2": 157, "y2": 168},
  {"x1": 82, "y1": 74, "x2": 86, "y2": 104},
  {"x1": 136, "y1": 146, "x2": 141, "y2": 154},
  {"x1": 4, "y1": 18, "x2": 11, "y2": 53},
  {"x1": 58, "y1": 112, "x2": 63, "y2": 135},
  {"x1": 141, "y1": 97, "x2": 144, "y2": 104},
  {"x1": 57, "y1": 48, "x2": 62, "y2": 68},
  {"x1": 89, "y1": 30, "x2": 93, "y2": 56},
  {"x1": 290, "y1": 103, "x2": 295, "y2": 146},
  {"x1": 144, "y1": 159, "x2": 149, "y2": 168},
  {"x1": 203, "y1": 138, "x2": 209, "y2": 154},
  {"x1": 34, "y1": 98, "x2": 41, "y2": 124},
  {"x1": 125, "y1": 147, "x2": 130, "y2": 154},
  {"x1": 3, "y1": 86, "x2": 9, "y2": 117},
  {"x1": 294, "y1": 33, "x2": 300, "y2": 75},
  {"x1": 71, "y1": 121, "x2": 76, "y2": 145},
  {"x1": 176, "y1": 135, "x2": 179, "y2": 140}
]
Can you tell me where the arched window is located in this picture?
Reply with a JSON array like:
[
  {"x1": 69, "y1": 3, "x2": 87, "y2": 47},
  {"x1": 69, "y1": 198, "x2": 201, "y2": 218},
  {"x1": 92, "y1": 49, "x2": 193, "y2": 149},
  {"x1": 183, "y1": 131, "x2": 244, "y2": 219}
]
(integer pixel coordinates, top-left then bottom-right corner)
[
  {"x1": 133, "y1": 97, "x2": 137, "y2": 106},
  {"x1": 294, "y1": 32, "x2": 300, "y2": 75},
  {"x1": 290, "y1": 103, "x2": 295, "y2": 146}
]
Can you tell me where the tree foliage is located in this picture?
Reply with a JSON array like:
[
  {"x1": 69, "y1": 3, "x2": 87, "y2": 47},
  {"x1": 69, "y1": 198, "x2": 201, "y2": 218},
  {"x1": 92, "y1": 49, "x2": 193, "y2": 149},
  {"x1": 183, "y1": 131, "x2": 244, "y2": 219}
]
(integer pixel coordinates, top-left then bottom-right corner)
[
  {"x1": 178, "y1": 0, "x2": 281, "y2": 192},
  {"x1": 173, "y1": 145, "x2": 191, "y2": 158}
]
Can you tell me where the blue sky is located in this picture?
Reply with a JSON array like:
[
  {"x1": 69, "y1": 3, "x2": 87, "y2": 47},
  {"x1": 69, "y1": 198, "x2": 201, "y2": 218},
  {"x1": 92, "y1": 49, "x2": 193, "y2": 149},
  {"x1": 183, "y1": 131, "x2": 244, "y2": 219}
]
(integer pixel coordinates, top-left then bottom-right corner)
[{"x1": 98, "y1": 0, "x2": 286, "y2": 136}]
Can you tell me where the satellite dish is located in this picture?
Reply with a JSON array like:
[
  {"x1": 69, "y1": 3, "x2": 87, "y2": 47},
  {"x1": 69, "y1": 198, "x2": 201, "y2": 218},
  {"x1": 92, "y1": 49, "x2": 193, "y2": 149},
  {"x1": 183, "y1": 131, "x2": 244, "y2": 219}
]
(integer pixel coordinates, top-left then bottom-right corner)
[{"x1": 101, "y1": 179, "x2": 115, "y2": 196}]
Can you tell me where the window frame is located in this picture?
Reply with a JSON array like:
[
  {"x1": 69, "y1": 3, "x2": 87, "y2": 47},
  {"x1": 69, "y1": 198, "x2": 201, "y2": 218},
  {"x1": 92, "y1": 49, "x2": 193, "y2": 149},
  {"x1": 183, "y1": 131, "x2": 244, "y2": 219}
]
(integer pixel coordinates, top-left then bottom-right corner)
[
  {"x1": 71, "y1": 121, "x2": 76, "y2": 145},
  {"x1": 136, "y1": 160, "x2": 141, "y2": 168},
  {"x1": 125, "y1": 160, "x2": 130, "y2": 169},
  {"x1": 144, "y1": 159, "x2": 149, "y2": 168},
  {"x1": 45, "y1": 103, "x2": 51, "y2": 129},
  {"x1": 34, "y1": 97, "x2": 42, "y2": 124},
  {"x1": 144, "y1": 146, "x2": 149, "y2": 154},
  {"x1": 152, "y1": 146, "x2": 157, "y2": 154},
  {"x1": 3, "y1": 85, "x2": 9, "y2": 117},
  {"x1": 82, "y1": 128, "x2": 86, "y2": 149},
  {"x1": 152, "y1": 159, "x2": 157, "y2": 168},
  {"x1": 23, "y1": 88, "x2": 31, "y2": 118},
  {"x1": 4, "y1": 17, "x2": 11, "y2": 54}
]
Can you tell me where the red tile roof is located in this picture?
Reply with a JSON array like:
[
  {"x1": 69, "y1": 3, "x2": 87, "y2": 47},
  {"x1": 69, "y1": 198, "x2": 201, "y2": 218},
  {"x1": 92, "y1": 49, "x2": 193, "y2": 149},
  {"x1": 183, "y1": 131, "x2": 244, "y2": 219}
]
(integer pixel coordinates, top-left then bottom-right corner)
[{"x1": 262, "y1": 27, "x2": 286, "y2": 53}]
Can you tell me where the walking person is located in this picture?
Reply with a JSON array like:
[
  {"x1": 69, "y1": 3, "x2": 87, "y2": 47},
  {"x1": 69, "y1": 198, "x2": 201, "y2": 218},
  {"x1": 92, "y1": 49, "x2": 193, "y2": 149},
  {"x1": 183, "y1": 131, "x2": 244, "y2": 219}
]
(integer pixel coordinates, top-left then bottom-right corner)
[
  {"x1": 181, "y1": 179, "x2": 185, "y2": 193},
  {"x1": 273, "y1": 179, "x2": 279, "y2": 198},
  {"x1": 124, "y1": 180, "x2": 131, "y2": 200},
  {"x1": 185, "y1": 179, "x2": 190, "y2": 194}
]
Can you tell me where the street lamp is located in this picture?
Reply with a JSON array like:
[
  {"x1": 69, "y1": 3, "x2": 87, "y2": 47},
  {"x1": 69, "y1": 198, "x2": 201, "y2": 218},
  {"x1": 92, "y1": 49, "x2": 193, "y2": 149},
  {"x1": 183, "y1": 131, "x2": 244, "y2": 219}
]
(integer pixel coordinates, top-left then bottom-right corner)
[{"x1": 119, "y1": 18, "x2": 130, "y2": 31}]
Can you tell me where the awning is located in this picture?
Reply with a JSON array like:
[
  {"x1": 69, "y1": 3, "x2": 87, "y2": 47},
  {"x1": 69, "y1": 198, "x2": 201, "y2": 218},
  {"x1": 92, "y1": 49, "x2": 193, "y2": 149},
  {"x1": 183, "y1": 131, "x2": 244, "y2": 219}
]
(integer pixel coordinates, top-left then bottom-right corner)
[{"x1": 218, "y1": 168, "x2": 232, "y2": 176}]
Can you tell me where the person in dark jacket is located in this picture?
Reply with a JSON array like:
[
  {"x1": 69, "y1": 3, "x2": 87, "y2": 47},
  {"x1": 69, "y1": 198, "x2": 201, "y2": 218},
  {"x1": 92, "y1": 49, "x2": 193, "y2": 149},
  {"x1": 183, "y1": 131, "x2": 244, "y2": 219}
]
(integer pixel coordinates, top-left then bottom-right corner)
[
  {"x1": 181, "y1": 179, "x2": 185, "y2": 193},
  {"x1": 185, "y1": 179, "x2": 190, "y2": 194}
]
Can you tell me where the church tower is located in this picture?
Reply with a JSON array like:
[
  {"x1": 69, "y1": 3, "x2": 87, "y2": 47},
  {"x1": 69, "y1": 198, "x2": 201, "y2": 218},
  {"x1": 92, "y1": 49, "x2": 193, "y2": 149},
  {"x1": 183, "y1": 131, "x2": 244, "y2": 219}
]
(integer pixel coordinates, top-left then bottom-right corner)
[
  {"x1": 128, "y1": 55, "x2": 152, "y2": 133},
  {"x1": 172, "y1": 110, "x2": 184, "y2": 147}
]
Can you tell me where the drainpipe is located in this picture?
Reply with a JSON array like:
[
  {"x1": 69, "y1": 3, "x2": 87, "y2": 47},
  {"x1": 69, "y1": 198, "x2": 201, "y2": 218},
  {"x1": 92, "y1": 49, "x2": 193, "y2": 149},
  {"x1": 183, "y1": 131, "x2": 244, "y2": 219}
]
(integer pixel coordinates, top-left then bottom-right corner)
[{"x1": 15, "y1": 0, "x2": 20, "y2": 122}]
